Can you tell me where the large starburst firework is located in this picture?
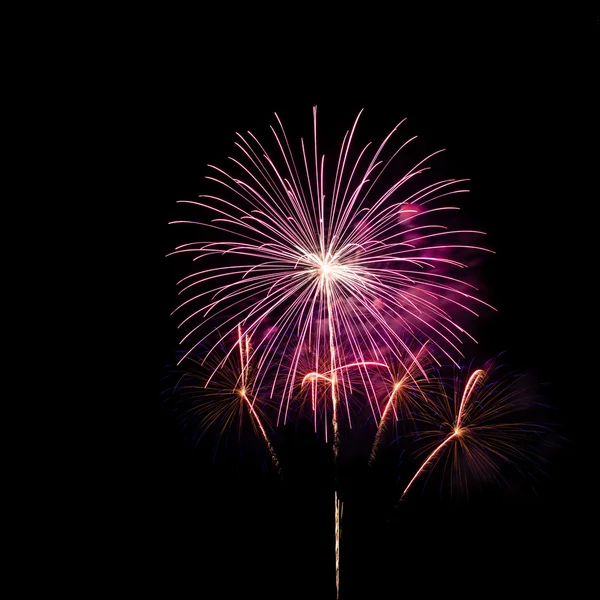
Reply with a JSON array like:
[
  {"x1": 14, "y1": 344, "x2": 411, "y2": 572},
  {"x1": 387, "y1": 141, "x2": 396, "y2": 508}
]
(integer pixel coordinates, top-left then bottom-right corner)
[{"x1": 169, "y1": 107, "x2": 493, "y2": 444}]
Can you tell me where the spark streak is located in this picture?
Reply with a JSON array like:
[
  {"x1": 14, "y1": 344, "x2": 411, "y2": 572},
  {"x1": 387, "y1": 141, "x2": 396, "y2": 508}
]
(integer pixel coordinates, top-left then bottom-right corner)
[
  {"x1": 301, "y1": 361, "x2": 388, "y2": 386},
  {"x1": 335, "y1": 491, "x2": 343, "y2": 600}
]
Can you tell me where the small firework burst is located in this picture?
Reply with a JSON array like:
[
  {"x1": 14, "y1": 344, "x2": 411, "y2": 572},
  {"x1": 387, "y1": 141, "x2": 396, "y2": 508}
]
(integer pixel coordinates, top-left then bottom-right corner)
[{"x1": 400, "y1": 359, "x2": 551, "y2": 501}]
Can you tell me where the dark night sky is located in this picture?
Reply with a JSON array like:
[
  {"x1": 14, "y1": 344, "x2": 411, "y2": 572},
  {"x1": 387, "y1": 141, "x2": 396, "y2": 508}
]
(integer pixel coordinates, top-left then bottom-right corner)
[{"x1": 114, "y1": 12, "x2": 596, "y2": 599}]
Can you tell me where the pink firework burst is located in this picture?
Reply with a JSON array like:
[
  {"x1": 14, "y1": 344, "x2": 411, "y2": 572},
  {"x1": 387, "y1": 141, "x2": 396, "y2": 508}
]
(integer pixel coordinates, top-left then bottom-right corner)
[{"x1": 168, "y1": 107, "x2": 493, "y2": 448}]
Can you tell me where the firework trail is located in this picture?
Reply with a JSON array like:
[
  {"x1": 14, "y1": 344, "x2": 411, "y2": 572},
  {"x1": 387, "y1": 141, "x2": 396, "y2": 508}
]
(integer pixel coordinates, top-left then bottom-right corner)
[{"x1": 335, "y1": 491, "x2": 343, "y2": 600}]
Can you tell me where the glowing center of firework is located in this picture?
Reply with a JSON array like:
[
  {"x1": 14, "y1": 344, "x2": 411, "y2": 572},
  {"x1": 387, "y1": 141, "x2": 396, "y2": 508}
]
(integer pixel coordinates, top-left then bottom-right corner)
[{"x1": 314, "y1": 256, "x2": 342, "y2": 282}]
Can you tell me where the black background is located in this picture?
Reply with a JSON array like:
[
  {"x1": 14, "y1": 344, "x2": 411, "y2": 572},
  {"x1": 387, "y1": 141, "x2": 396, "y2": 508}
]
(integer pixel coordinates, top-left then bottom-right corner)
[{"x1": 113, "y1": 11, "x2": 596, "y2": 599}]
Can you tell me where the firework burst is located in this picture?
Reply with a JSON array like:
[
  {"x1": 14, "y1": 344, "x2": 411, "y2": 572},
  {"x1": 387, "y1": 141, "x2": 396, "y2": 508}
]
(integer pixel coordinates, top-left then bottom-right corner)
[
  {"x1": 168, "y1": 326, "x2": 280, "y2": 472},
  {"x1": 169, "y1": 107, "x2": 493, "y2": 443},
  {"x1": 399, "y1": 360, "x2": 550, "y2": 501},
  {"x1": 167, "y1": 107, "x2": 504, "y2": 599},
  {"x1": 369, "y1": 340, "x2": 437, "y2": 465}
]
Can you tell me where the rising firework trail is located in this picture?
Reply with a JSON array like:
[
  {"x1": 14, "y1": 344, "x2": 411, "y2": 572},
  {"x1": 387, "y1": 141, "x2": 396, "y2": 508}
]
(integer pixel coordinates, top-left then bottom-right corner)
[{"x1": 335, "y1": 491, "x2": 342, "y2": 600}]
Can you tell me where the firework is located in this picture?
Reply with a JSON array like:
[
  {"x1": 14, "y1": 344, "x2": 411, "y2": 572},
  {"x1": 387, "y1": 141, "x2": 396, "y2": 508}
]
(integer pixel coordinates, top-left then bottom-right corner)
[
  {"x1": 168, "y1": 107, "x2": 496, "y2": 598},
  {"x1": 400, "y1": 361, "x2": 549, "y2": 501},
  {"x1": 169, "y1": 107, "x2": 492, "y2": 443},
  {"x1": 169, "y1": 326, "x2": 280, "y2": 472},
  {"x1": 369, "y1": 340, "x2": 435, "y2": 465}
]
